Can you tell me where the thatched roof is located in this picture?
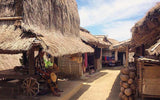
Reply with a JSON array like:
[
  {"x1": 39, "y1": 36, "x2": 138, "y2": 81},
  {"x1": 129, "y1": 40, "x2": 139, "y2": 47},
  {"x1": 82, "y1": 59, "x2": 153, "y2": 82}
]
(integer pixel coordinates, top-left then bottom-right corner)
[
  {"x1": 80, "y1": 28, "x2": 110, "y2": 48},
  {"x1": 95, "y1": 35, "x2": 121, "y2": 50},
  {"x1": 0, "y1": 25, "x2": 41, "y2": 54},
  {"x1": 108, "y1": 38, "x2": 119, "y2": 46},
  {"x1": 113, "y1": 39, "x2": 131, "y2": 51},
  {"x1": 0, "y1": 0, "x2": 94, "y2": 56},
  {"x1": 0, "y1": 0, "x2": 80, "y2": 36},
  {"x1": 95, "y1": 35, "x2": 119, "y2": 45},
  {"x1": 0, "y1": 25, "x2": 94, "y2": 56},
  {"x1": 131, "y1": 3, "x2": 160, "y2": 47},
  {"x1": 41, "y1": 32, "x2": 94, "y2": 57},
  {"x1": 147, "y1": 39, "x2": 160, "y2": 56},
  {"x1": 23, "y1": 0, "x2": 80, "y2": 37}
]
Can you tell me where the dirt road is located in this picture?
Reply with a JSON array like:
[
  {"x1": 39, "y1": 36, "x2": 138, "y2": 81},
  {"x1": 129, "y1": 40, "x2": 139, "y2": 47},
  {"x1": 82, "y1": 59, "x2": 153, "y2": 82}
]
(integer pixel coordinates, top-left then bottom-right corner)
[{"x1": 70, "y1": 67, "x2": 121, "y2": 100}]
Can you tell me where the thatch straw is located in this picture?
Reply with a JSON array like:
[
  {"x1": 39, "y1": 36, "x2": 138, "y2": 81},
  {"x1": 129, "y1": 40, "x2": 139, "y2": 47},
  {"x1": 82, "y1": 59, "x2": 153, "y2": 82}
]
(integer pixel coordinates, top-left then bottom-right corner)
[
  {"x1": 105, "y1": 38, "x2": 119, "y2": 50},
  {"x1": 42, "y1": 33, "x2": 94, "y2": 57},
  {"x1": 0, "y1": 0, "x2": 94, "y2": 56},
  {"x1": 80, "y1": 27, "x2": 99, "y2": 45},
  {"x1": 80, "y1": 28, "x2": 110, "y2": 48},
  {"x1": 0, "y1": 0, "x2": 23, "y2": 17},
  {"x1": 0, "y1": 25, "x2": 39, "y2": 54},
  {"x1": 131, "y1": 2, "x2": 160, "y2": 47},
  {"x1": 0, "y1": 25, "x2": 94, "y2": 56},
  {"x1": 0, "y1": 0, "x2": 15, "y2": 17},
  {"x1": 0, "y1": 0, "x2": 80, "y2": 37},
  {"x1": 23, "y1": 0, "x2": 80, "y2": 37},
  {"x1": 95, "y1": 35, "x2": 120, "y2": 50},
  {"x1": 113, "y1": 39, "x2": 131, "y2": 51},
  {"x1": 107, "y1": 38, "x2": 119, "y2": 46}
]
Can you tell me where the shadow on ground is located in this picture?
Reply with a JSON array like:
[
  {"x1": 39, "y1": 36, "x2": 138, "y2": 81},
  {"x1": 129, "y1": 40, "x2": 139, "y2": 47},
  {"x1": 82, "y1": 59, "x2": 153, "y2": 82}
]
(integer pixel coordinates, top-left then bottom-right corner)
[
  {"x1": 106, "y1": 73, "x2": 120, "y2": 100},
  {"x1": 70, "y1": 71, "x2": 108, "y2": 100},
  {"x1": 85, "y1": 72, "x2": 108, "y2": 83},
  {"x1": 69, "y1": 84, "x2": 90, "y2": 100},
  {"x1": 102, "y1": 66, "x2": 122, "y2": 71}
]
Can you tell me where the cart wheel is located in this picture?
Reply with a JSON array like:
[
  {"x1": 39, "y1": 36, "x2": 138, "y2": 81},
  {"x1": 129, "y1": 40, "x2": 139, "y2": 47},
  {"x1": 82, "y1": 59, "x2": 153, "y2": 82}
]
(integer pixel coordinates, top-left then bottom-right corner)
[{"x1": 22, "y1": 77, "x2": 40, "y2": 96}]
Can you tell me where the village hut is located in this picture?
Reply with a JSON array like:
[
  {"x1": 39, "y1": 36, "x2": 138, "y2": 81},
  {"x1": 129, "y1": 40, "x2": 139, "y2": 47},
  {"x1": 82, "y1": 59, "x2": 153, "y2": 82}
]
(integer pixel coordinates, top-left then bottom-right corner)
[
  {"x1": 131, "y1": 3, "x2": 160, "y2": 99},
  {"x1": 96, "y1": 35, "x2": 129, "y2": 66},
  {"x1": 95, "y1": 35, "x2": 133, "y2": 66},
  {"x1": 95, "y1": 35, "x2": 118, "y2": 58},
  {"x1": 112, "y1": 39, "x2": 133, "y2": 66},
  {"x1": 95, "y1": 35, "x2": 117, "y2": 66},
  {"x1": 79, "y1": 28, "x2": 110, "y2": 73}
]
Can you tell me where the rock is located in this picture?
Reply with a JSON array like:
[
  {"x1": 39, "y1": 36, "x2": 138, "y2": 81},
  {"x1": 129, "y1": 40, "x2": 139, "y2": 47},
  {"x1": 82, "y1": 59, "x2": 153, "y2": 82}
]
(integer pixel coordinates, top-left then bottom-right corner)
[
  {"x1": 121, "y1": 87, "x2": 125, "y2": 92},
  {"x1": 120, "y1": 75, "x2": 129, "y2": 82},
  {"x1": 120, "y1": 81, "x2": 123, "y2": 86},
  {"x1": 124, "y1": 88, "x2": 132, "y2": 96},
  {"x1": 122, "y1": 82, "x2": 129, "y2": 88},
  {"x1": 121, "y1": 67, "x2": 130, "y2": 75},
  {"x1": 128, "y1": 79, "x2": 133, "y2": 84},
  {"x1": 119, "y1": 92, "x2": 124, "y2": 98},
  {"x1": 122, "y1": 94, "x2": 129, "y2": 100}
]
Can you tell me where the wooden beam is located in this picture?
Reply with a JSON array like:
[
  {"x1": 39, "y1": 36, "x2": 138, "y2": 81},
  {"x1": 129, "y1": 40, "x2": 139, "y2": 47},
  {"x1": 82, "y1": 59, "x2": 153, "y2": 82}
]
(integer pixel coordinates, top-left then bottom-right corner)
[
  {"x1": 28, "y1": 48, "x2": 35, "y2": 75},
  {"x1": 0, "y1": 16, "x2": 22, "y2": 21},
  {"x1": 141, "y1": 44, "x2": 145, "y2": 56},
  {"x1": 22, "y1": 52, "x2": 28, "y2": 66},
  {"x1": 125, "y1": 46, "x2": 129, "y2": 67},
  {"x1": 115, "y1": 49, "x2": 118, "y2": 62},
  {"x1": 0, "y1": 50, "x2": 25, "y2": 54}
]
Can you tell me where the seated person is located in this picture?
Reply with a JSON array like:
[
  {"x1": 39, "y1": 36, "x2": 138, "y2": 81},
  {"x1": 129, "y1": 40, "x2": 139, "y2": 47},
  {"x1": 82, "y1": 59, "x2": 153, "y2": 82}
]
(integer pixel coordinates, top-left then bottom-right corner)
[{"x1": 35, "y1": 48, "x2": 62, "y2": 96}]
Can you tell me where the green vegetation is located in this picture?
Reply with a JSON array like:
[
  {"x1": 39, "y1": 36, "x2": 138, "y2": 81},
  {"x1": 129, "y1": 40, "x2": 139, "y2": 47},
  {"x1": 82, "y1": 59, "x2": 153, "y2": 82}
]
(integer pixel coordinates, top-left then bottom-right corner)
[{"x1": 44, "y1": 59, "x2": 53, "y2": 68}]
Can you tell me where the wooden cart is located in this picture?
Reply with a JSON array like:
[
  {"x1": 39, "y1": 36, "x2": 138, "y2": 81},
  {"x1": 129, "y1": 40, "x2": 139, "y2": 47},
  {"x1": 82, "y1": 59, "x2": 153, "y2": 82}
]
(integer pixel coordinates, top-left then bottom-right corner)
[
  {"x1": 0, "y1": 47, "x2": 47, "y2": 96},
  {"x1": 136, "y1": 58, "x2": 160, "y2": 99}
]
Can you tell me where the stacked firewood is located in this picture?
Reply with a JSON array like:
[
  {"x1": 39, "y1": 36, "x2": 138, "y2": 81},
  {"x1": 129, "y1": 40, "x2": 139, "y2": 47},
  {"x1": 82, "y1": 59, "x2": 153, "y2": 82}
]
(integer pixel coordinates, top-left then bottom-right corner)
[{"x1": 119, "y1": 67, "x2": 136, "y2": 100}]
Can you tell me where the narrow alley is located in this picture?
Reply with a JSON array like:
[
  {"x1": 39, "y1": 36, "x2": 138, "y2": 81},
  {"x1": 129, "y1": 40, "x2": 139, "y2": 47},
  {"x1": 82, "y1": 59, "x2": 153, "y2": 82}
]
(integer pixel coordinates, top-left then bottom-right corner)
[{"x1": 70, "y1": 67, "x2": 121, "y2": 100}]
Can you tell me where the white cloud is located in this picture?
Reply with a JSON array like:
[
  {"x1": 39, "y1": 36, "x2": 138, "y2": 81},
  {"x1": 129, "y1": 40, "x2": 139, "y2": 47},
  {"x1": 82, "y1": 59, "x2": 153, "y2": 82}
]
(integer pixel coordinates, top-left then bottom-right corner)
[
  {"x1": 78, "y1": 0, "x2": 160, "y2": 41},
  {"x1": 103, "y1": 21, "x2": 136, "y2": 41}
]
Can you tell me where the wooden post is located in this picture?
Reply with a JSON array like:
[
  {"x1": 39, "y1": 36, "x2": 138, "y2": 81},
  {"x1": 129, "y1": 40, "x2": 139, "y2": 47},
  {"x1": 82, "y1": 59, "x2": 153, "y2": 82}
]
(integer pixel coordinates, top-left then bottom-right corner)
[
  {"x1": 115, "y1": 49, "x2": 118, "y2": 62},
  {"x1": 123, "y1": 53, "x2": 126, "y2": 65},
  {"x1": 22, "y1": 52, "x2": 27, "y2": 66},
  {"x1": 94, "y1": 47, "x2": 101, "y2": 70},
  {"x1": 141, "y1": 44, "x2": 145, "y2": 56},
  {"x1": 28, "y1": 48, "x2": 35, "y2": 75},
  {"x1": 100, "y1": 48, "x2": 102, "y2": 60},
  {"x1": 125, "y1": 46, "x2": 129, "y2": 67},
  {"x1": 100, "y1": 48, "x2": 102, "y2": 69}
]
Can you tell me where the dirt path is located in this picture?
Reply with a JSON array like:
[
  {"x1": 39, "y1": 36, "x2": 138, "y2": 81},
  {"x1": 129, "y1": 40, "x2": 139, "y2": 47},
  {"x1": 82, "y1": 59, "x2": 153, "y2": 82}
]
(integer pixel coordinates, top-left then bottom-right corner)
[{"x1": 70, "y1": 67, "x2": 121, "y2": 100}]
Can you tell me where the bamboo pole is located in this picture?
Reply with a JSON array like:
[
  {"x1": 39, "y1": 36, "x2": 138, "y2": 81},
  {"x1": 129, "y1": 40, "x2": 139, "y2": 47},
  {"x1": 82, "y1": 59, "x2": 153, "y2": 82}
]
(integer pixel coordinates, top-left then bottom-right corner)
[{"x1": 0, "y1": 16, "x2": 22, "y2": 21}]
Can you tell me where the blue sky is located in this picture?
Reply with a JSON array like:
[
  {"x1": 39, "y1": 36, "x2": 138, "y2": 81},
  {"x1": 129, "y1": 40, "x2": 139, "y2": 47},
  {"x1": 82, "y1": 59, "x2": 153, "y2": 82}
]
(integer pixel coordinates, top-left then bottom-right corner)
[{"x1": 76, "y1": 0, "x2": 159, "y2": 41}]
